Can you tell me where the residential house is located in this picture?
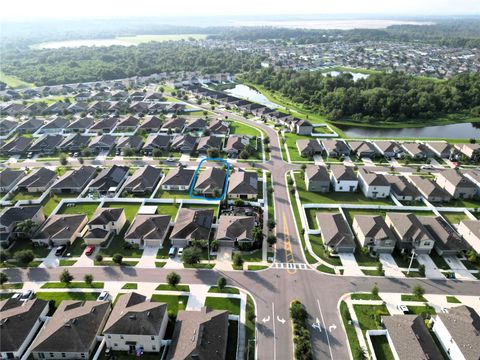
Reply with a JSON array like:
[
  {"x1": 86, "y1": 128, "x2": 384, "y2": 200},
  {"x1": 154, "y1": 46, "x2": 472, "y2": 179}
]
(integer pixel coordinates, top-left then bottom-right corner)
[
  {"x1": 16, "y1": 118, "x2": 44, "y2": 134},
  {"x1": 0, "y1": 205, "x2": 45, "y2": 246},
  {"x1": 59, "y1": 134, "x2": 90, "y2": 153},
  {"x1": 29, "y1": 135, "x2": 64, "y2": 155},
  {"x1": 0, "y1": 119, "x2": 17, "y2": 136},
  {"x1": 196, "y1": 136, "x2": 222, "y2": 153},
  {"x1": 208, "y1": 119, "x2": 229, "y2": 135},
  {"x1": 0, "y1": 298, "x2": 49, "y2": 360},
  {"x1": 215, "y1": 215, "x2": 256, "y2": 246},
  {"x1": 103, "y1": 293, "x2": 168, "y2": 353},
  {"x1": 65, "y1": 117, "x2": 94, "y2": 133},
  {"x1": 142, "y1": 134, "x2": 171, "y2": 155},
  {"x1": 170, "y1": 208, "x2": 214, "y2": 247},
  {"x1": 385, "y1": 212, "x2": 435, "y2": 254},
  {"x1": 184, "y1": 118, "x2": 208, "y2": 132},
  {"x1": 455, "y1": 143, "x2": 480, "y2": 161},
  {"x1": 408, "y1": 176, "x2": 452, "y2": 202},
  {"x1": 458, "y1": 220, "x2": 480, "y2": 253},
  {"x1": 51, "y1": 166, "x2": 97, "y2": 194},
  {"x1": 84, "y1": 208, "x2": 126, "y2": 245},
  {"x1": 373, "y1": 141, "x2": 404, "y2": 158},
  {"x1": 401, "y1": 142, "x2": 434, "y2": 159},
  {"x1": 225, "y1": 135, "x2": 250, "y2": 157},
  {"x1": 316, "y1": 213, "x2": 356, "y2": 253},
  {"x1": 161, "y1": 117, "x2": 186, "y2": 133},
  {"x1": 88, "y1": 165, "x2": 129, "y2": 196},
  {"x1": 419, "y1": 215, "x2": 469, "y2": 256},
  {"x1": 89, "y1": 117, "x2": 117, "y2": 133},
  {"x1": 330, "y1": 165, "x2": 358, "y2": 192},
  {"x1": 38, "y1": 117, "x2": 69, "y2": 134},
  {"x1": 32, "y1": 214, "x2": 87, "y2": 246},
  {"x1": 348, "y1": 141, "x2": 379, "y2": 158},
  {"x1": 116, "y1": 116, "x2": 140, "y2": 132},
  {"x1": 194, "y1": 168, "x2": 226, "y2": 197},
  {"x1": 464, "y1": 170, "x2": 480, "y2": 195},
  {"x1": 228, "y1": 170, "x2": 258, "y2": 199},
  {"x1": 139, "y1": 116, "x2": 163, "y2": 133},
  {"x1": 0, "y1": 168, "x2": 24, "y2": 193},
  {"x1": 321, "y1": 140, "x2": 351, "y2": 158},
  {"x1": 292, "y1": 119, "x2": 313, "y2": 135},
  {"x1": 353, "y1": 215, "x2": 396, "y2": 253},
  {"x1": 358, "y1": 168, "x2": 391, "y2": 199},
  {"x1": 384, "y1": 175, "x2": 422, "y2": 201},
  {"x1": 381, "y1": 315, "x2": 443, "y2": 360},
  {"x1": 31, "y1": 300, "x2": 111, "y2": 360},
  {"x1": 305, "y1": 165, "x2": 330, "y2": 193},
  {"x1": 123, "y1": 166, "x2": 162, "y2": 195},
  {"x1": 431, "y1": 305, "x2": 480, "y2": 360},
  {"x1": 170, "y1": 135, "x2": 197, "y2": 153},
  {"x1": 0, "y1": 137, "x2": 33, "y2": 156},
  {"x1": 88, "y1": 135, "x2": 116, "y2": 154},
  {"x1": 116, "y1": 136, "x2": 144, "y2": 153},
  {"x1": 16, "y1": 168, "x2": 57, "y2": 193},
  {"x1": 425, "y1": 142, "x2": 458, "y2": 159},
  {"x1": 296, "y1": 139, "x2": 322, "y2": 158},
  {"x1": 435, "y1": 169, "x2": 477, "y2": 199},
  {"x1": 167, "y1": 308, "x2": 228, "y2": 360},
  {"x1": 125, "y1": 215, "x2": 171, "y2": 247},
  {"x1": 160, "y1": 168, "x2": 195, "y2": 191}
]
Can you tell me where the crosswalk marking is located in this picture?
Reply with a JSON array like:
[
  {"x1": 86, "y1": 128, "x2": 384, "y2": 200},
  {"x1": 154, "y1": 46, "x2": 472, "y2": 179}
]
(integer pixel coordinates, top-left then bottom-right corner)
[{"x1": 272, "y1": 262, "x2": 310, "y2": 270}]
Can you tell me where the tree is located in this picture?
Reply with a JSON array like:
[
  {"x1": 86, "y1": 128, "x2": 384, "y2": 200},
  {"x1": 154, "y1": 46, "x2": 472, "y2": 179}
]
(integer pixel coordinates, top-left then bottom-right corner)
[
  {"x1": 123, "y1": 147, "x2": 134, "y2": 157},
  {"x1": 112, "y1": 254, "x2": 123, "y2": 265},
  {"x1": 152, "y1": 148, "x2": 162, "y2": 158},
  {"x1": 290, "y1": 300, "x2": 308, "y2": 322},
  {"x1": 376, "y1": 262, "x2": 383, "y2": 274},
  {"x1": 267, "y1": 234, "x2": 277, "y2": 246},
  {"x1": 0, "y1": 250, "x2": 10, "y2": 263},
  {"x1": 413, "y1": 284, "x2": 425, "y2": 298},
  {"x1": 95, "y1": 254, "x2": 103, "y2": 262},
  {"x1": 166, "y1": 272, "x2": 181, "y2": 287},
  {"x1": 217, "y1": 276, "x2": 227, "y2": 290},
  {"x1": 252, "y1": 227, "x2": 264, "y2": 244},
  {"x1": 268, "y1": 219, "x2": 276, "y2": 230},
  {"x1": 371, "y1": 284, "x2": 379, "y2": 297},
  {"x1": 233, "y1": 253, "x2": 244, "y2": 267},
  {"x1": 182, "y1": 247, "x2": 201, "y2": 265},
  {"x1": 0, "y1": 272, "x2": 8, "y2": 286},
  {"x1": 60, "y1": 269, "x2": 74, "y2": 284},
  {"x1": 59, "y1": 153, "x2": 68, "y2": 165},
  {"x1": 84, "y1": 274, "x2": 94, "y2": 286},
  {"x1": 466, "y1": 250, "x2": 477, "y2": 263},
  {"x1": 15, "y1": 219, "x2": 37, "y2": 238},
  {"x1": 207, "y1": 148, "x2": 220, "y2": 158},
  {"x1": 263, "y1": 136, "x2": 270, "y2": 145},
  {"x1": 14, "y1": 250, "x2": 34, "y2": 264}
]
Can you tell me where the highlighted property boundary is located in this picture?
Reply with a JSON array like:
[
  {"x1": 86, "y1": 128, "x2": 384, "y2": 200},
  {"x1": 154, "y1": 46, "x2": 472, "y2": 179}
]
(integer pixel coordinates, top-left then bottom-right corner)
[{"x1": 189, "y1": 158, "x2": 230, "y2": 201}]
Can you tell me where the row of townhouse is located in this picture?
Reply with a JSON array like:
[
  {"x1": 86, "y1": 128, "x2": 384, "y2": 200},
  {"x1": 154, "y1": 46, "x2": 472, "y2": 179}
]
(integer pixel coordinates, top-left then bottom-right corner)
[{"x1": 0, "y1": 292, "x2": 230, "y2": 360}]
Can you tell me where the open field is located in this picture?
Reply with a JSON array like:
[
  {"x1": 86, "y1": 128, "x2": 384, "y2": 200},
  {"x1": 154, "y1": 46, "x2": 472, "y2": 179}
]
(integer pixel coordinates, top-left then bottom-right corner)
[{"x1": 0, "y1": 71, "x2": 35, "y2": 88}]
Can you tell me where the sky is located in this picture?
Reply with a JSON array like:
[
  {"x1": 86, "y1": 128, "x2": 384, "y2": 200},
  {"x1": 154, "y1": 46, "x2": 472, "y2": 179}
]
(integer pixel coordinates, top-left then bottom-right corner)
[{"x1": 1, "y1": 0, "x2": 478, "y2": 20}]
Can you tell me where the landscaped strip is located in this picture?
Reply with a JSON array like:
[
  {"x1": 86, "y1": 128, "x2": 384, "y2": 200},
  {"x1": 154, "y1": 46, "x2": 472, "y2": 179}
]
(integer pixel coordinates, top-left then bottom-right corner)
[
  {"x1": 41, "y1": 282, "x2": 104, "y2": 289},
  {"x1": 204, "y1": 297, "x2": 241, "y2": 316}
]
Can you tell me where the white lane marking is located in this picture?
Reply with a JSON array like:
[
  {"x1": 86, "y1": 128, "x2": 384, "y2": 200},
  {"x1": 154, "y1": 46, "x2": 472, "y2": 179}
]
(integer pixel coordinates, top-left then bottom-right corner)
[
  {"x1": 262, "y1": 315, "x2": 270, "y2": 323},
  {"x1": 277, "y1": 316, "x2": 286, "y2": 324},
  {"x1": 329, "y1": 324, "x2": 337, "y2": 332},
  {"x1": 312, "y1": 318, "x2": 322, "y2": 332},
  {"x1": 317, "y1": 299, "x2": 334, "y2": 359},
  {"x1": 272, "y1": 302, "x2": 277, "y2": 360}
]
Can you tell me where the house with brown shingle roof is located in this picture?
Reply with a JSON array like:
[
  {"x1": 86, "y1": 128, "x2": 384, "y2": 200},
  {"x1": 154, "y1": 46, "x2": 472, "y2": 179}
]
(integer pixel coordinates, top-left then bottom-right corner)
[
  {"x1": 435, "y1": 169, "x2": 477, "y2": 199},
  {"x1": 228, "y1": 170, "x2": 258, "y2": 199},
  {"x1": 352, "y1": 215, "x2": 396, "y2": 253},
  {"x1": 215, "y1": 215, "x2": 256, "y2": 246},
  {"x1": 125, "y1": 214, "x2": 171, "y2": 247},
  {"x1": 305, "y1": 165, "x2": 330, "y2": 193},
  {"x1": 170, "y1": 208, "x2": 214, "y2": 247},
  {"x1": 385, "y1": 212, "x2": 435, "y2": 254},
  {"x1": 316, "y1": 212, "x2": 356, "y2": 253}
]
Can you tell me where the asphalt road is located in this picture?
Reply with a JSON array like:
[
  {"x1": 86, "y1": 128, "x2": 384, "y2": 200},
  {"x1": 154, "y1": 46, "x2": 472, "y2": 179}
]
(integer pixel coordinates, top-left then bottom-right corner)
[{"x1": 4, "y1": 106, "x2": 480, "y2": 360}]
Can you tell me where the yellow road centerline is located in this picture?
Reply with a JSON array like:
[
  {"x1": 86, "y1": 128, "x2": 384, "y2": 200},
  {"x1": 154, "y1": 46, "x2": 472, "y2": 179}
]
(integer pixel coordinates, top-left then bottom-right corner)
[{"x1": 283, "y1": 213, "x2": 297, "y2": 275}]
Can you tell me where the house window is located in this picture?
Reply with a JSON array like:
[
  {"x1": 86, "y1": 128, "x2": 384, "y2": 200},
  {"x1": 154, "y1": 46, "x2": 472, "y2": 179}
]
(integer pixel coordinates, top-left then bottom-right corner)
[
  {"x1": 38, "y1": 354, "x2": 45, "y2": 359},
  {"x1": 152, "y1": 346, "x2": 156, "y2": 350},
  {"x1": 424, "y1": 242, "x2": 431, "y2": 246},
  {"x1": 120, "y1": 336, "x2": 124, "y2": 339},
  {"x1": 62, "y1": 354, "x2": 66, "y2": 358},
  {"x1": 151, "y1": 336, "x2": 155, "y2": 340},
  {"x1": 50, "y1": 353, "x2": 54, "y2": 358},
  {"x1": 114, "y1": 344, "x2": 118, "y2": 347},
  {"x1": 107, "y1": 335, "x2": 111, "y2": 339},
  {"x1": 81, "y1": 354, "x2": 85, "y2": 358}
]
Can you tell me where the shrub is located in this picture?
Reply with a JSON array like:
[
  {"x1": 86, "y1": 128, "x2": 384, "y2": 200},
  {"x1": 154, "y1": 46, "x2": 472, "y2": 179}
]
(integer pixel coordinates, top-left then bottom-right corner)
[
  {"x1": 112, "y1": 254, "x2": 123, "y2": 265},
  {"x1": 60, "y1": 269, "x2": 74, "y2": 284},
  {"x1": 84, "y1": 274, "x2": 94, "y2": 285},
  {"x1": 95, "y1": 254, "x2": 103, "y2": 262},
  {"x1": 413, "y1": 284, "x2": 425, "y2": 298},
  {"x1": 0, "y1": 272, "x2": 8, "y2": 286},
  {"x1": 233, "y1": 253, "x2": 244, "y2": 267},
  {"x1": 166, "y1": 272, "x2": 181, "y2": 287},
  {"x1": 217, "y1": 276, "x2": 227, "y2": 290},
  {"x1": 14, "y1": 249, "x2": 34, "y2": 264},
  {"x1": 182, "y1": 247, "x2": 201, "y2": 265}
]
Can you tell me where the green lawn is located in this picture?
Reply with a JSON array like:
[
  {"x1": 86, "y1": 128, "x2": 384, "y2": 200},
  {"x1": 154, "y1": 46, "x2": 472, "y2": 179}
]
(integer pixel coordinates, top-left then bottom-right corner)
[
  {"x1": 429, "y1": 252, "x2": 451, "y2": 270},
  {"x1": 407, "y1": 305, "x2": 437, "y2": 318},
  {"x1": 156, "y1": 261, "x2": 166, "y2": 268},
  {"x1": 42, "y1": 193, "x2": 78, "y2": 216},
  {"x1": 441, "y1": 211, "x2": 469, "y2": 225},
  {"x1": 94, "y1": 260, "x2": 138, "y2": 266},
  {"x1": 0, "y1": 260, "x2": 41, "y2": 268},
  {"x1": 10, "y1": 191, "x2": 42, "y2": 202},
  {"x1": 121, "y1": 283, "x2": 138, "y2": 289},
  {"x1": 9, "y1": 240, "x2": 51, "y2": 258},
  {"x1": 58, "y1": 202, "x2": 99, "y2": 219},
  {"x1": 65, "y1": 238, "x2": 87, "y2": 257},
  {"x1": 340, "y1": 301, "x2": 364, "y2": 360},
  {"x1": 294, "y1": 173, "x2": 393, "y2": 205},
  {"x1": 156, "y1": 284, "x2": 190, "y2": 291},
  {"x1": 248, "y1": 265, "x2": 268, "y2": 271},
  {"x1": 316, "y1": 264, "x2": 335, "y2": 274},
  {"x1": 0, "y1": 71, "x2": 35, "y2": 88},
  {"x1": 103, "y1": 203, "x2": 140, "y2": 222},
  {"x1": 351, "y1": 293, "x2": 382, "y2": 301},
  {"x1": 226, "y1": 320, "x2": 239, "y2": 360},
  {"x1": 97, "y1": 225, "x2": 143, "y2": 258},
  {"x1": 446, "y1": 296, "x2": 461, "y2": 303},
  {"x1": 362, "y1": 269, "x2": 385, "y2": 276},
  {"x1": 370, "y1": 335, "x2": 395, "y2": 360},
  {"x1": 401, "y1": 294, "x2": 427, "y2": 302},
  {"x1": 0, "y1": 283, "x2": 23, "y2": 289},
  {"x1": 150, "y1": 294, "x2": 188, "y2": 317},
  {"x1": 353, "y1": 304, "x2": 389, "y2": 332},
  {"x1": 228, "y1": 120, "x2": 261, "y2": 137},
  {"x1": 343, "y1": 208, "x2": 435, "y2": 225},
  {"x1": 309, "y1": 235, "x2": 342, "y2": 266},
  {"x1": 59, "y1": 259, "x2": 77, "y2": 266},
  {"x1": 355, "y1": 251, "x2": 381, "y2": 267},
  {"x1": 234, "y1": 249, "x2": 262, "y2": 262},
  {"x1": 41, "y1": 282, "x2": 104, "y2": 289},
  {"x1": 284, "y1": 132, "x2": 317, "y2": 162},
  {"x1": 184, "y1": 263, "x2": 215, "y2": 269},
  {"x1": 35, "y1": 292, "x2": 100, "y2": 314},
  {"x1": 154, "y1": 188, "x2": 191, "y2": 200},
  {"x1": 208, "y1": 286, "x2": 240, "y2": 294},
  {"x1": 392, "y1": 250, "x2": 420, "y2": 269},
  {"x1": 204, "y1": 297, "x2": 241, "y2": 315}
]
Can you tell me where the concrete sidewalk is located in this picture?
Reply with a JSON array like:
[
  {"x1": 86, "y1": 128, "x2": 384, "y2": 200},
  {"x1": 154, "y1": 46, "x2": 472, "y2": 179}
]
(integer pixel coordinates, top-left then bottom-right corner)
[
  {"x1": 338, "y1": 253, "x2": 364, "y2": 276},
  {"x1": 379, "y1": 254, "x2": 405, "y2": 278},
  {"x1": 135, "y1": 246, "x2": 160, "y2": 268},
  {"x1": 417, "y1": 254, "x2": 444, "y2": 279}
]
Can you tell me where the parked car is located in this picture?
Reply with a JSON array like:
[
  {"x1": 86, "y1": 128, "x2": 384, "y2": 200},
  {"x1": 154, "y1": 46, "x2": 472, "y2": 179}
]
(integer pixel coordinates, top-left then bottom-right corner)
[
  {"x1": 85, "y1": 245, "x2": 95, "y2": 256},
  {"x1": 177, "y1": 248, "x2": 184, "y2": 257},
  {"x1": 11, "y1": 293, "x2": 22, "y2": 300},
  {"x1": 21, "y1": 290, "x2": 35, "y2": 300},
  {"x1": 397, "y1": 304, "x2": 409, "y2": 314},
  {"x1": 55, "y1": 245, "x2": 66, "y2": 256},
  {"x1": 97, "y1": 291, "x2": 110, "y2": 301},
  {"x1": 168, "y1": 246, "x2": 177, "y2": 258}
]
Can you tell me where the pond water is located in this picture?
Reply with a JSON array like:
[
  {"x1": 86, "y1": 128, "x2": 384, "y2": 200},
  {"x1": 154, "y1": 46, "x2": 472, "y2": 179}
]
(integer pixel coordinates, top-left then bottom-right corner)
[
  {"x1": 225, "y1": 84, "x2": 280, "y2": 109},
  {"x1": 338, "y1": 122, "x2": 480, "y2": 139},
  {"x1": 323, "y1": 71, "x2": 369, "y2": 81},
  {"x1": 32, "y1": 39, "x2": 135, "y2": 49}
]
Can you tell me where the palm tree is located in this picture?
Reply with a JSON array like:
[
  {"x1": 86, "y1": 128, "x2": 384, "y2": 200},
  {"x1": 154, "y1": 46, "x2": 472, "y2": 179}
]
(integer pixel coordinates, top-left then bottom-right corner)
[{"x1": 15, "y1": 219, "x2": 36, "y2": 239}]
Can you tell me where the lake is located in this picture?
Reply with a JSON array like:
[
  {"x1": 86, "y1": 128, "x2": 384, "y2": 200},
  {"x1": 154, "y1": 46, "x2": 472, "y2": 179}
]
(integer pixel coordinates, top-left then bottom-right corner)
[
  {"x1": 32, "y1": 39, "x2": 135, "y2": 49},
  {"x1": 338, "y1": 122, "x2": 480, "y2": 139},
  {"x1": 323, "y1": 71, "x2": 369, "y2": 81},
  {"x1": 225, "y1": 84, "x2": 281, "y2": 109}
]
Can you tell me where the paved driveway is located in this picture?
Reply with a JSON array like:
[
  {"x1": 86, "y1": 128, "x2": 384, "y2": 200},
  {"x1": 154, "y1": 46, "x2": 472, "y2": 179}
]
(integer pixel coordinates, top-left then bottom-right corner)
[
  {"x1": 379, "y1": 253, "x2": 405, "y2": 278},
  {"x1": 417, "y1": 254, "x2": 445, "y2": 279},
  {"x1": 444, "y1": 256, "x2": 477, "y2": 281},
  {"x1": 135, "y1": 246, "x2": 160, "y2": 268},
  {"x1": 215, "y1": 247, "x2": 233, "y2": 271},
  {"x1": 338, "y1": 253, "x2": 363, "y2": 276}
]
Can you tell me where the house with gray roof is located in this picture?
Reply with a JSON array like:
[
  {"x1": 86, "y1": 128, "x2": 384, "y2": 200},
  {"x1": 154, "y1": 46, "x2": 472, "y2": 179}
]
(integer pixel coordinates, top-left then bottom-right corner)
[
  {"x1": 373, "y1": 141, "x2": 404, "y2": 158},
  {"x1": 419, "y1": 215, "x2": 469, "y2": 256},
  {"x1": 358, "y1": 168, "x2": 391, "y2": 199},
  {"x1": 104, "y1": 292, "x2": 168, "y2": 353},
  {"x1": 385, "y1": 212, "x2": 435, "y2": 254},
  {"x1": 170, "y1": 208, "x2": 214, "y2": 247},
  {"x1": 381, "y1": 315, "x2": 443, "y2": 360},
  {"x1": 160, "y1": 167, "x2": 195, "y2": 191},
  {"x1": 384, "y1": 175, "x2": 422, "y2": 201},
  {"x1": 29, "y1": 134, "x2": 64, "y2": 155},
  {"x1": 16, "y1": 118, "x2": 45, "y2": 134},
  {"x1": 436, "y1": 169, "x2": 477, "y2": 199},
  {"x1": 0, "y1": 168, "x2": 24, "y2": 193},
  {"x1": 89, "y1": 117, "x2": 117, "y2": 133},
  {"x1": 431, "y1": 305, "x2": 480, "y2": 360},
  {"x1": 38, "y1": 117, "x2": 69, "y2": 134},
  {"x1": 33, "y1": 214, "x2": 87, "y2": 246},
  {"x1": 352, "y1": 215, "x2": 396, "y2": 254},
  {"x1": 196, "y1": 136, "x2": 222, "y2": 153},
  {"x1": 321, "y1": 140, "x2": 351, "y2": 158},
  {"x1": 184, "y1": 118, "x2": 208, "y2": 132},
  {"x1": 225, "y1": 135, "x2": 249, "y2": 157},
  {"x1": 51, "y1": 166, "x2": 97, "y2": 194},
  {"x1": 59, "y1": 134, "x2": 91, "y2": 153},
  {"x1": 167, "y1": 308, "x2": 228, "y2": 360},
  {"x1": 139, "y1": 116, "x2": 163, "y2": 133},
  {"x1": 117, "y1": 136, "x2": 144, "y2": 153},
  {"x1": 401, "y1": 142, "x2": 434, "y2": 159},
  {"x1": 455, "y1": 143, "x2": 480, "y2": 161},
  {"x1": 408, "y1": 176, "x2": 451, "y2": 202},
  {"x1": 425, "y1": 141, "x2": 458, "y2": 159},
  {"x1": 88, "y1": 165, "x2": 129, "y2": 196},
  {"x1": 16, "y1": 168, "x2": 57, "y2": 193},
  {"x1": 0, "y1": 136, "x2": 33, "y2": 156},
  {"x1": 88, "y1": 134, "x2": 116, "y2": 153},
  {"x1": 348, "y1": 141, "x2": 379, "y2": 158},
  {"x1": 215, "y1": 215, "x2": 256, "y2": 246},
  {"x1": 330, "y1": 165, "x2": 358, "y2": 192},
  {"x1": 194, "y1": 168, "x2": 226, "y2": 197},
  {"x1": 142, "y1": 134, "x2": 171, "y2": 155},
  {"x1": 123, "y1": 165, "x2": 162, "y2": 195},
  {"x1": 316, "y1": 213, "x2": 356, "y2": 253},
  {"x1": 305, "y1": 165, "x2": 330, "y2": 192},
  {"x1": 208, "y1": 119, "x2": 229, "y2": 135},
  {"x1": 161, "y1": 117, "x2": 186, "y2": 133},
  {"x1": 31, "y1": 300, "x2": 111, "y2": 360},
  {"x1": 170, "y1": 135, "x2": 197, "y2": 153},
  {"x1": 228, "y1": 170, "x2": 258, "y2": 199},
  {"x1": 125, "y1": 215, "x2": 171, "y2": 247},
  {"x1": 296, "y1": 139, "x2": 322, "y2": 158},
  {"x1": 0, "y1": 298, "x2": 49, "y2": 360},
  {"x1": 84, "y1": 208, "x2": 126, "y2": 245},
  {"x1": 65, "y1": 117, "x2": 94, "y2": 133},
  {"x1": 116, "y1": 116, "x2": 140, "y2": 131},
  {"x1": 0, "y1": 205, "x2": 45, "y2": 246}
]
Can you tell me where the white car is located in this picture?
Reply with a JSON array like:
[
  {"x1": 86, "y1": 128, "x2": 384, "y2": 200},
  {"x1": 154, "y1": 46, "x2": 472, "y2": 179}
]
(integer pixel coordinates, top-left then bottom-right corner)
[
  {"x1": 177, "y1": 248, "x2": 184, "y2": 257},
  {"x1": 21, "y1": 290, "x2": 35, "y2": 301},
  {"x1": 397, "y1": 304, "x2": 409, "y2": 314},
  {"x1": 421, "y1": 165, "x2": 434, "y2": 170},
  {"x1": 97, "y1": 291, "x2": 110, "y2": 301}
]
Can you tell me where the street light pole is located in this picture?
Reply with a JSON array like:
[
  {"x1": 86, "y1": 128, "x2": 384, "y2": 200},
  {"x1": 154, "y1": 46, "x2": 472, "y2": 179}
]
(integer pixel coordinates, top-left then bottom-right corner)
[{"x1": 407, "y1": 249, "x2": 416, "y2": 275}]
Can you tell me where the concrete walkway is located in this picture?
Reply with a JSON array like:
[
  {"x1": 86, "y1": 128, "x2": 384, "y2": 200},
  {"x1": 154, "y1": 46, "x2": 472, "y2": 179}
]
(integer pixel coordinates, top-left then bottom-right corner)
[
  {"x1": 379, "y1": 254, "x2": 405, "y2": 278},
  {"x1": 345, "y1": 297, "x2": 369, "y2": 353},
  {"x1": 444, "y1": 256, "x2": 477, "y2": 281},
  {"x1": 417, "y1": 254, "x2": 445, "y2": 279},
  {"x1": 185, "y1": 284, "x2": 209, "y2": 310},
  {"x1": 338, "y1": 253, "x2": 364, "y2": 276},
  {"x1": 135, "y1": 246, "x2": 160, "y2": 268},
  {"x1": 164, "y1": 257, "x2": 184, "y2": 269},
  {"x1": 313, "y1": 155, "x2": 325, "y2": 166},
  {"x1": 39, "y1": 248, "x2": 59, "y2": 269},
  {"x1": 215, "y1": 247, "x2": 233, "y2": 271},
  {"x1": 179, "y1": 154, "x2": 190, "y2": 162}
]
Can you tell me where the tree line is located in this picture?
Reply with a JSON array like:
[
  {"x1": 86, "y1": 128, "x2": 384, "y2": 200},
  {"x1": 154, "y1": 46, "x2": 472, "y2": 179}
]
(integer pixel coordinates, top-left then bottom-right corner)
[{"x1": 243, "y1": 69, "x2": 480, "y2": 122}]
